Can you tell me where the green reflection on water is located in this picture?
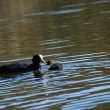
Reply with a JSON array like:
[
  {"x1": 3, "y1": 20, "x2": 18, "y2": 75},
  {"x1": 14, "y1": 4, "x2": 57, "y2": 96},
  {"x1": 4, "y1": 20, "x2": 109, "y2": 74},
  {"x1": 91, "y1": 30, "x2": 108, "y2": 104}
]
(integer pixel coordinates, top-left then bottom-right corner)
[{"x1": 0, "y1": 0, "x2": 110, "y2": 60}]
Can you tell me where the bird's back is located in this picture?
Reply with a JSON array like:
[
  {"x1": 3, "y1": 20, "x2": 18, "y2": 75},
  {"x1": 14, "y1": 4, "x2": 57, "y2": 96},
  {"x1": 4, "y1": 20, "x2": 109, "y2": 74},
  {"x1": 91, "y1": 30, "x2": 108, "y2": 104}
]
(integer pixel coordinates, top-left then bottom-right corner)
[{"x1": 0, "y1": 63, "x2": 31, "y2": 74}]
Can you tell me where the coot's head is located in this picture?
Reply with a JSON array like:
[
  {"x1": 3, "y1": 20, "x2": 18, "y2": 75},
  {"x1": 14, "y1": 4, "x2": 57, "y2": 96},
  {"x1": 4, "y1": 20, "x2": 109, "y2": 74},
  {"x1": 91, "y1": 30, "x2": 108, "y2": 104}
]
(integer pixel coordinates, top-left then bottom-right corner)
[{"x1": 32, "y1": 54, "x2": 45, "y2": 65}]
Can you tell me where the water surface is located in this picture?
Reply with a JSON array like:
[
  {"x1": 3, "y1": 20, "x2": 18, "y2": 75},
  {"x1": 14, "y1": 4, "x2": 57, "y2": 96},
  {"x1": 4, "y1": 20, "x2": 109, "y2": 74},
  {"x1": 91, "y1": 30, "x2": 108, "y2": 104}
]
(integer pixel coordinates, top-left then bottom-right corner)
[{"x1": 0, "y1": 0, "x2": 110, "y2": 110}]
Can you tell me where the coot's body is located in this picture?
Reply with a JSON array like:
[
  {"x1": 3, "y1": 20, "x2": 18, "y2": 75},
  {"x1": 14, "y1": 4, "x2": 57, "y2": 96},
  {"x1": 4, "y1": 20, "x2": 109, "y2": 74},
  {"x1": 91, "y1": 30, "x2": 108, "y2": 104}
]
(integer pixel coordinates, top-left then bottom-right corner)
[
  {"x1": 0, "y1": 63, "x2": 33, "y2": 73},
  {"x1": 48, "y1": 63, "x2": 62, "y2": 71}
]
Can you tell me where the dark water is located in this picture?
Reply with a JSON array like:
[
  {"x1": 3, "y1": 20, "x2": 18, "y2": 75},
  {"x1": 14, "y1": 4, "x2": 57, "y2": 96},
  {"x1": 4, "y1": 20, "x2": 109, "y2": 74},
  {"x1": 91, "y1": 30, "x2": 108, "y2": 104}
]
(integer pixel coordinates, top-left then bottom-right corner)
[{"x1": 0, "y1": 0, "x2": 110, "y2": 110}]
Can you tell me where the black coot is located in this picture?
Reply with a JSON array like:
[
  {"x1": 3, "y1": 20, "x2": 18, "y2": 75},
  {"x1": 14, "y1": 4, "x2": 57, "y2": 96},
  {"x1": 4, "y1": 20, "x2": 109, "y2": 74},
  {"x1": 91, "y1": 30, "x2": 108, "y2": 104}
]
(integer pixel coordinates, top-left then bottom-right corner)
[{"x1": 0, "y1": 54, "x2": 45, "y2": 74}]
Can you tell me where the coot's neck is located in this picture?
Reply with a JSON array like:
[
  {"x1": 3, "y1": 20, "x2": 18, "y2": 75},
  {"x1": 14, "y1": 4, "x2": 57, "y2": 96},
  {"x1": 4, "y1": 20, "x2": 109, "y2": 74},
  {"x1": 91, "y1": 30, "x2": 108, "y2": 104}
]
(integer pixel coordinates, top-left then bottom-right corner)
[{"x1": 33, "y1": 63, "x2": 41, "y2": 70}]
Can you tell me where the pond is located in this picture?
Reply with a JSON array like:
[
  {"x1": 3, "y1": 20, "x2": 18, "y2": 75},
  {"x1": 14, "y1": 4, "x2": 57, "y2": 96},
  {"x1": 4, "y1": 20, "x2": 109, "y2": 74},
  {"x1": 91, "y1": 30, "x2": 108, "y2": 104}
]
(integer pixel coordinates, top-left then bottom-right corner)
[{"x1": 0, "y1": 0, "x2": 110, "y2": 110}]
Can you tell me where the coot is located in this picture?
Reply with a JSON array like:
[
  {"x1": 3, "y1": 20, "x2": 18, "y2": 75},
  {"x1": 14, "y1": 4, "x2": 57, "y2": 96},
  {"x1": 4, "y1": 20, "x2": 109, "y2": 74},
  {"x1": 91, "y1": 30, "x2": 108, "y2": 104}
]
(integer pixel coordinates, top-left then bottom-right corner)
[
  {"x1": 46, "y1": 59, "x2": 62, "y2": 71},
  {"x1": 0, "y1": 54, "x2": 46, "y2": 74}
]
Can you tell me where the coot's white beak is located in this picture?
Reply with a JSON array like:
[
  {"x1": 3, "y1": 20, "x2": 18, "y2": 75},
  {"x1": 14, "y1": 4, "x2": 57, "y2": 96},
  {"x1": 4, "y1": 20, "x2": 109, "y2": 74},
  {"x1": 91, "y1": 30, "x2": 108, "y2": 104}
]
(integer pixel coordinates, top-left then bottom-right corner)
[{"x1": 39, "y1": 55, "x2": 46, "y2": 64}]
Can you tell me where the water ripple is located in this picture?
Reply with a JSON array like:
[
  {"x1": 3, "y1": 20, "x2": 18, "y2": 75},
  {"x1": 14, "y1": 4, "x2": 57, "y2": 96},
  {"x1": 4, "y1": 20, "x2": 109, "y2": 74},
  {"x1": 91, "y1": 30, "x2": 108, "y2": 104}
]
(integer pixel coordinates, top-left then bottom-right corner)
[
  {"x1": 0, "y1": 52, "x2": 110, "y2": 109},
  {"x1": 25, "y1": 8, "x2": 85, "y2": 16},
  {"x1": 61, "y1": 3, "x2": 86, "y2": 8},
  {"x1": 42, "y1": 44, "x2": 73, "y2": 50}
]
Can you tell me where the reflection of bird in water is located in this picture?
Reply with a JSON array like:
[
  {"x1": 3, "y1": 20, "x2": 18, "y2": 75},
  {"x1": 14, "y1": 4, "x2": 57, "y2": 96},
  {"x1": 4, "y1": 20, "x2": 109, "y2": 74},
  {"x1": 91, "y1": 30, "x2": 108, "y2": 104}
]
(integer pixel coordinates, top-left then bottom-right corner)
[
  {"x1": 46, "y1": 59, "x2": 63, "y2": 71},
  {"x1": 0, "y1": 72, "x2": 23, "y2": 79},
  {"x1": 0, "y1": 54, "x2": 46, "y2": 74},
  {"x1": 33, "y1": 70, "x2": 44, "y2": 78}
]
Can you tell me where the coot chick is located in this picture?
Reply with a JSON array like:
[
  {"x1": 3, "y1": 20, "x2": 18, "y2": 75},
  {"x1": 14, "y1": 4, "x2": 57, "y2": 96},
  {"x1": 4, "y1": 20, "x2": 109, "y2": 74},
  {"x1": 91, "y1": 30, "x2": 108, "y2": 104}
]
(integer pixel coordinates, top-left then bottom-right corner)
[
  {"x1": 46, "y1": 59, "x2": 62, "y2": 71},
  {"x1": 0, "y1": 54, "x2": 45, "y2": 74}
]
